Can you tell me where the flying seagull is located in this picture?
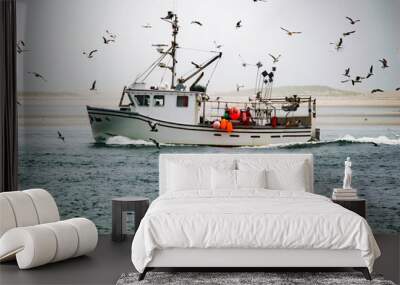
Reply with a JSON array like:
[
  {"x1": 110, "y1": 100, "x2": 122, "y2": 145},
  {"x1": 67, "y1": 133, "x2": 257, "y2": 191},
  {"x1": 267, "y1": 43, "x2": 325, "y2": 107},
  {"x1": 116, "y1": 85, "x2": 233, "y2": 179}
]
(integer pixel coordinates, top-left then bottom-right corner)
[
  {"x1": 57, "y1": 131, "x2": 65, "y2": 142},
  {"x1": 27, "y1": 72, "x2": 47, "y2": 82},
  {"x1": 343, "y1": 31, "x2": 356, "y2": 37},
  {"x1": 161, "y1": 11, "x2": 174, "y2": 20},
  {"x1": 280, "y1": 27, "x2": 302, "y2": 36},
  {"x1": 152, "y1": 44, "x2": 168, "y2": 47},
  {"x1": 330, "y1": 38, "x2": 343, "y2": 50},
  {"x1": 142, "y1": 23, "x2": 152, "y2": 28},
  {"x1": 106, "y1": 30, "x2": 117, "y2": 39},
  {"x1": 268, "y1": 53, "x2": 281, "y2": 63},
  {"x1": 191, "y1": 61, "x2": 201, "y2": 68},
  {"x1": 213, "y1": 40, "x2": 222, "y2": 49},
  {"x1": 351, "y1": 76, "x2": 364, "y2": 85},
  {"x1": 345, "y1": 17, "x2": 360, "y2": 25},
  {"x1": 253, "y1": 0, "x2": 267, "y2": 2},
  {"x1": 236, "y1": 20, "x2": 242, "y2": 29},
  {"x1": 16, "y1": 40, "x2": 30, "y2": 54},
  {"x1": 103, "y1": 36, "x2": 115, "y2": 44},
  {"x1": 366, "y1": 65, "x2": 374, "y2": 78},
  {"x1": 343, "y1": 67, "x2": 351, "y2": 77},
  {"x1": 341, "y1": 79, "x2": 350, "y2": 83},
  {"x1": 236, "y1": 84, "x2": 245, "y2": 92},
  {"x1": 379, "y1": 58, "x2": 389, "y2": 69},
  {"x1": 371, "y1": 89, "x2": 384, "y2": 93},
  {"x1": 191, "y1": 21, "x2": 203, "y2": 26},
  {"x1": 396, "y1": 87, "x2": 400, "y2": 91},
  {"x1": 90, "y1": 80, "x2": 97, "y2": 91},
  {"x1": 82, "y1": 49, "x2": 98, "y2": 59},
  {"x1": 149, "y1": 138, "x2": 160, "y2": 149}
]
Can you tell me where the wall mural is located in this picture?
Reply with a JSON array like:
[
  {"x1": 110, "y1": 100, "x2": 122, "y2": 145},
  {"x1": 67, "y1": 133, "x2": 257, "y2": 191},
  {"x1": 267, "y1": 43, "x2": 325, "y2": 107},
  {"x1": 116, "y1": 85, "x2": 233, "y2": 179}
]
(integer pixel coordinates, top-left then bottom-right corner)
[{"x1": 17, "y1": 0, "x2": 400, "y2": 233}]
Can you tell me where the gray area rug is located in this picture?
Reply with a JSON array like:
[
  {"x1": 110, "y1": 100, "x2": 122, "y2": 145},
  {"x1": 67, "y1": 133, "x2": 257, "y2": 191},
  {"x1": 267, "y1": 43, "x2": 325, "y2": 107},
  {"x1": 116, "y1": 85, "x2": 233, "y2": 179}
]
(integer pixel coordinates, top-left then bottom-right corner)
[{"x1": 116, "y1": 272, "x2": 395, "y2": 285}]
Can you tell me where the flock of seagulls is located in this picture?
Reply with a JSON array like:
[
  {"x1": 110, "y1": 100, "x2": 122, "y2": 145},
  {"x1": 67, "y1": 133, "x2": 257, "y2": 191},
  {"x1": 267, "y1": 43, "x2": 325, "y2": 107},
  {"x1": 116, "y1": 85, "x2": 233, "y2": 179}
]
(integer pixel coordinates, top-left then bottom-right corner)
[
  {"x1": 331, "y1": 17, "x2": 398, "y2": 93},
  {"x1": 84, "y1": 30, "x2": 117, "y2": 91},
  {"x1": 19, "y1": 29, "x2": 118, "y2": 142}
]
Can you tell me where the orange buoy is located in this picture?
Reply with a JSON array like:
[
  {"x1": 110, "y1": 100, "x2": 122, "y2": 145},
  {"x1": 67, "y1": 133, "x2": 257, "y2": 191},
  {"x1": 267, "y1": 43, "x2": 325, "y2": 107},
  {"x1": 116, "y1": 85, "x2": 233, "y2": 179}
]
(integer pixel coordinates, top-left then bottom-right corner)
[
  {"x1": 226, "y1": 121, "x2": 233, "y2": 133},
  {"x1": 220, "y1": 118, "x2": 227, "y2": 129}
]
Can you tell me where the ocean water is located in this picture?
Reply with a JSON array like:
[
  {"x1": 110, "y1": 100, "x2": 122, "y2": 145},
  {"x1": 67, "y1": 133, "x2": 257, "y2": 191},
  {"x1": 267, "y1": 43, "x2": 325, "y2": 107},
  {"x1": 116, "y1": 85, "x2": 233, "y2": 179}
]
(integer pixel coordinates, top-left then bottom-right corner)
[{"x1": 18, "y1": 125, "x2": 400, "y2": 234}]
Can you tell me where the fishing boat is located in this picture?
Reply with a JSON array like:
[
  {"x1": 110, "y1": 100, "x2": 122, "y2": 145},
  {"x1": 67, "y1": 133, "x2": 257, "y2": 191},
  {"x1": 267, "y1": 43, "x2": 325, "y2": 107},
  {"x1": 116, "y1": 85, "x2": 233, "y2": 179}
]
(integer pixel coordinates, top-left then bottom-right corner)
[{"x1": 87, "y1": 12, "x2": 320, "y2": 146}]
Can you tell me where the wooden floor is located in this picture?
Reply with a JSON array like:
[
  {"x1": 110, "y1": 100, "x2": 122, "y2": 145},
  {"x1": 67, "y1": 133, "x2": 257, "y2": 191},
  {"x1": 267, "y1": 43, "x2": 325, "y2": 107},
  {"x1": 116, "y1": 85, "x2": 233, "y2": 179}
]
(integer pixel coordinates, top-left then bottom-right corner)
[{"x1": 0, "y1": 234, "x2": 399, "y2": 285}]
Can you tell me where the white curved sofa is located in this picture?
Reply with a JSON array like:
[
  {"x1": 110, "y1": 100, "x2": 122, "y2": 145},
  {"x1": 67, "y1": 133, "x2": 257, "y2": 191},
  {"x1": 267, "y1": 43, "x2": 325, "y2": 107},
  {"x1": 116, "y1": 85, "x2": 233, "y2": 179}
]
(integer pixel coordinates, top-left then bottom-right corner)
[{"x1": 0, "y1": 189, "x2": 98, "y2": 269}]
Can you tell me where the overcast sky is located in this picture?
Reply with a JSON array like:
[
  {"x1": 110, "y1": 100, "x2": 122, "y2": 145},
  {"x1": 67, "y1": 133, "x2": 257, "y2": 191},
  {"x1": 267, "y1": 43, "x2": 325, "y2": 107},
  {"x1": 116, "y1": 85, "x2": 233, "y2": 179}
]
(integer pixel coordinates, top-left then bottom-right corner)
[{"x1": 16, "y1": 0, "x2": 400, "y2": 95}]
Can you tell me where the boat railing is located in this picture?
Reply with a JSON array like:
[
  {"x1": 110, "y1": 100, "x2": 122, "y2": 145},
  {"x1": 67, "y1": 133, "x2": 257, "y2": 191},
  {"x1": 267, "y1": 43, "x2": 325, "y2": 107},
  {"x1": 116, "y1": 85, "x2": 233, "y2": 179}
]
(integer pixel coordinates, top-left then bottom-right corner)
[{"x1": 200, "y1": 97, "x2": 315, "y2": 127}]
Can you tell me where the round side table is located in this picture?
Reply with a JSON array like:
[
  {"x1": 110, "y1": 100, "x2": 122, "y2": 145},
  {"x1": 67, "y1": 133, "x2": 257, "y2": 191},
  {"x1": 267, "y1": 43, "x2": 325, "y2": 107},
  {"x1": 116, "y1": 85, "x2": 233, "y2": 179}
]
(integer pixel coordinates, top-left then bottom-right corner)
[{"x1": 112, "y1": 196, "x2": 149, "y2": 242}]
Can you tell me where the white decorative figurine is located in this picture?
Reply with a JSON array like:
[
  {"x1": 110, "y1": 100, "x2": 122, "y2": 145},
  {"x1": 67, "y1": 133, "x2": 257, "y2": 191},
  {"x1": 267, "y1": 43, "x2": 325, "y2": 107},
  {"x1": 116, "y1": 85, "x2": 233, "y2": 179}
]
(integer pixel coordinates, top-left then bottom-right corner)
[{"x1": 342, "y1": 157, "x2": 352, "y2": 189}]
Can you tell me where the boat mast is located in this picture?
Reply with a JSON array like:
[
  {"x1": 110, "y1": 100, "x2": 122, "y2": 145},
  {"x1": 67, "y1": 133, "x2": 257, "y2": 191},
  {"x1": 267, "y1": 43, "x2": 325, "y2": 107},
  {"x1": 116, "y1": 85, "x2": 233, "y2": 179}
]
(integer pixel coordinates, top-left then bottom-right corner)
[{"x1": 170, "y1": 13, "x2": 179, "y2": 89}]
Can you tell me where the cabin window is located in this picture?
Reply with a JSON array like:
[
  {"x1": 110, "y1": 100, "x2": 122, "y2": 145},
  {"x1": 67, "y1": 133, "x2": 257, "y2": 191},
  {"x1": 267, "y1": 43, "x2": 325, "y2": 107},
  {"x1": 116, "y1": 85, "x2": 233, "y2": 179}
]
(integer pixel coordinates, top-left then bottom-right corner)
[
  {"x1": 135, "y1": 95, "x2": 150, "y2": 106},
  {"x1": 176, "y1": 95, "x2": 189, "y2": 107},
  {"x1": 153, "y1": 95, "x2": 165, "y2": 107}
]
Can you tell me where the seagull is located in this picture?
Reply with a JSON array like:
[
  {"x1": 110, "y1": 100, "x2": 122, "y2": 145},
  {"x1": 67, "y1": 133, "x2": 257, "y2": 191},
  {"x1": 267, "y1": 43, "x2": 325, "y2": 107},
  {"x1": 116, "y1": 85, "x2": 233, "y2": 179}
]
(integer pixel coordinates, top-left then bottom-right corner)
[
  {"x1": 371, "y1": 89, "x2": 384, "y2": 93},
  {"x1": 253, "y1": 0, "x2": 267, "y2": 2},
  {"x1": 213, "y1": 40, "x2": 223, "y2": 49},
  {"x1": 268, "y1": 53, "x2": 281, "y2": 63},
  {"x1": 343, "y1": 31, "x2": 356, "y2": 37},
  {"x1": 280, "y1": 27, "x2": 302, "y2": 36},
  {"x1": 330, "y1": 38, "x2": 343, "y2": 50},
  {"x1": 236, "y1": 84, "x2": 244, "y2": 92},
  {"x1": 90, "y1": 80, "x2": 97, "y2": 91},
  {"x1": 149, "y1": 138, "x2": 160, "y2": 149},
  {"x1": 27, "y1": 72, "x2": 47, "y2": 82},
  {"x1": 191, "y1": 20, "x2": 203, "y2": 26},
  {"x1": 16, "y1": 40, "x2": 30, "y2": 54},
  {"x1": 191, "y1": 61, "x2": 201, "y2": 68},
  {"x1": 152, "y1": 44, "x2": 168, "y2": 47},
  {"x1": 396, "y1": 87, "x2": 400, "y2": 91},
  {"x1": 82, "y1": 49, "x2": 98, "y2": 59},
  {"x1": 57, "y1": 131, "x2": 65, "y2": 142},
  {"x1": 366, "y1": 65, "x2": 374, "y2": 78},
  {"x1": 379, "y1": 58, "x2": 389, "y2": 69},
  {"x1": 343, "y1": 67, "x2": 351, "y2": 77},
  {"x1": 341, "y1": 79, "x2": 351, "y2": 83},
  {"x1": 106, "y1": 30, "x2": 117, "y2": 39},
  {"x1": 103, "y1": 36, "x2": 115, "y2": 44},
  {"x1": 161, "y1": 11, "x2": 174, "y2": 20},
  {"x1": 142, "y1": 23, "x2": 152, "y2": 28},
  {"x1": 346, "y1": 17, "x2": 360, "y2": 25},
  {"x1": 236, "y1": 20, "x2": 242, "y2": 29},
  {"x1": 351, "y1": 76, "x2": 364, "y2": 85}
]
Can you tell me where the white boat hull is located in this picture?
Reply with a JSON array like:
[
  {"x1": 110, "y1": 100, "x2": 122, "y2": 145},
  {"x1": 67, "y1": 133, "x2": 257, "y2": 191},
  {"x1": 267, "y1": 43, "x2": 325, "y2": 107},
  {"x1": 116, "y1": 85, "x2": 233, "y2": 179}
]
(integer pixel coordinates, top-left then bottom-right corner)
[{"x1": 87, "y1": 106, "x2": 315, "y2": 146}]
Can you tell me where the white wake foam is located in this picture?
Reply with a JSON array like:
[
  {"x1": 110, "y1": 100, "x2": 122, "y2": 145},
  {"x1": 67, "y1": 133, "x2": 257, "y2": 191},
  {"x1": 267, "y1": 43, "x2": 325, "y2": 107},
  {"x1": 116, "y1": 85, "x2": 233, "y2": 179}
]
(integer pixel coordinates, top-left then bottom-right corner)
[
  {"x1": 105, "y1": 134, "x2": 400, "y2": 148},
  {"x1": 105, "y1": 136, "x2": 155, "y2": 146},
  {"x1": 336, "y1": 135, "x2": 400, "y2": 145}
]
